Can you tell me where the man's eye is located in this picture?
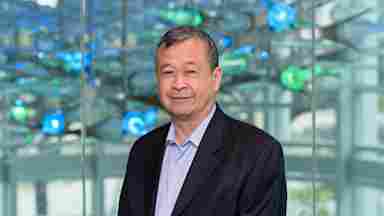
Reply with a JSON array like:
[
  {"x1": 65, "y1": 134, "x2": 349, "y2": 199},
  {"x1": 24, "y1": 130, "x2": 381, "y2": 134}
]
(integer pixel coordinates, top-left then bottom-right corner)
[
  {"x1": 186, "y1": 70, "x2": 197, "y2": 74},
  {"x1": 162, "y1": 70, "x2": 174, "y2": 75}
]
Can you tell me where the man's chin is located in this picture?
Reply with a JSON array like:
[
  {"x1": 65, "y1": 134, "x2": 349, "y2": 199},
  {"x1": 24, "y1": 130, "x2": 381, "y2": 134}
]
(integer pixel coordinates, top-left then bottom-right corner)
[
  {"x1": 172, "y1": 111, "x2": 191, "y2": 118},
  {"x1": 168, "y1": 110, "x2": 193, "y2": 120}
]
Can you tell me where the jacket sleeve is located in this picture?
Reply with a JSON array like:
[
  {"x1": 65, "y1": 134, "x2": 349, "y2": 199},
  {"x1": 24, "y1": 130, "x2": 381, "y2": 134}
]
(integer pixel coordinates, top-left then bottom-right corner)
[
  {"x1": 118, "y1": 142, "x2": 140, "y2": 216},
  {"x1": 118, "y1": 165, "x2": 132, "y2": 216},
  {"x1": 237, "y1": 140, "x2": 287, "y2": 216}
]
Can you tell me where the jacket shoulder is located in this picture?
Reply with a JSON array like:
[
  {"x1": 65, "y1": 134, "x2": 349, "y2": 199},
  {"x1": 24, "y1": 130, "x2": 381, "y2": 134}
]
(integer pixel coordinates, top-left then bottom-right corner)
[
  {"x1": 224, "y1": 116, "x2": 283, "y2": 155},
  {"x1": 126, "y1": 122, "x2": 169, "y2": 162},
  {"x1": 134, "y1": 122, "x2": 170, "y2": 145}
]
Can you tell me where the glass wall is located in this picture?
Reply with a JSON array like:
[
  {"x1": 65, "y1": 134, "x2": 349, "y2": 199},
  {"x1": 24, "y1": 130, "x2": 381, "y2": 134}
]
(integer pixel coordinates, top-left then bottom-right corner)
[{"x1": 0, "y1": 0, "x2": 383, "y2": 216}]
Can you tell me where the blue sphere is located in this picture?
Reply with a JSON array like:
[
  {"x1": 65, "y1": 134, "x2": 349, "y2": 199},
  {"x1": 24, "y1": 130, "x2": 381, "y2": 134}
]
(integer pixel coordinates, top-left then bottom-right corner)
[
  {"x1": 122, "y1": 112, "x2": 148, "y2": 136},
  {"x1": 267, "y1": 3, "x2": 296, "y2": 32},
  {"x1": 42, "y1": 111, "x2": 65, "y2": 135},
  {"x1": 258, "y1": 50, "x2": 270, "y2": 61}
]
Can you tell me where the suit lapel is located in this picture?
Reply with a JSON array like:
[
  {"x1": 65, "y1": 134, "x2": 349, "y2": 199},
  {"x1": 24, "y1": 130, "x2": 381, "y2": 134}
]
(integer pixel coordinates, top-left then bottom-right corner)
[
  {"x1": 144, "y1": 124, "x2": 170, "y2": 216},
  {"x1": 171, "y1": 107, "x2": 229, "y2": 216}
]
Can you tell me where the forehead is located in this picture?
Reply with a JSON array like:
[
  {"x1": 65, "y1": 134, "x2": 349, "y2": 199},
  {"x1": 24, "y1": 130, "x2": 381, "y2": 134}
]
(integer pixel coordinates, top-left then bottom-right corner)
[{"x1": 157, "y1": 38, "x2": 209, "y2": 60}]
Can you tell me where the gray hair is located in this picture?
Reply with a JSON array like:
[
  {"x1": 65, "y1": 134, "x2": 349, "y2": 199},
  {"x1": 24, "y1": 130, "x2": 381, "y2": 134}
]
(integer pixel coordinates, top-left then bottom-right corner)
[{"x1": 156, "y1": 25, "x2": 219, "y2": 71}]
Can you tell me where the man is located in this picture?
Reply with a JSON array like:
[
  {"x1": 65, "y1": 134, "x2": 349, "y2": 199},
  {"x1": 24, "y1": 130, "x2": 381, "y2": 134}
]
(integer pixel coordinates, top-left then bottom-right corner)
[{"x1": 118, "y1": 26, "x2": 287, "y2": 216}]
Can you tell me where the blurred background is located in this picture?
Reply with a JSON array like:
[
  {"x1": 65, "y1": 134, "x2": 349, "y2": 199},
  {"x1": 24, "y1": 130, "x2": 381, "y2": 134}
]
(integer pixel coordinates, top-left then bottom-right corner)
[{"x1": 0, "y1": 0, "x2": 383, "y2": 216}]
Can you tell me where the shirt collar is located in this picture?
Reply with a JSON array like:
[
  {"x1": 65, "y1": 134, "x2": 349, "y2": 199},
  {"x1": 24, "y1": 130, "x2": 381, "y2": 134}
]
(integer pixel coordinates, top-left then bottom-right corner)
[{"x1": 166, "y1": 104, "x2": 216, "y2": 147}]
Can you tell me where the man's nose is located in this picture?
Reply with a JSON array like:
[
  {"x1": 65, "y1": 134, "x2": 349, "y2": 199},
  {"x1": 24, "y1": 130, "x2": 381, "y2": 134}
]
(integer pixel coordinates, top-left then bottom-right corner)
[{"x1": 172, "y1": 74, "x2": 187, "y2": 90}]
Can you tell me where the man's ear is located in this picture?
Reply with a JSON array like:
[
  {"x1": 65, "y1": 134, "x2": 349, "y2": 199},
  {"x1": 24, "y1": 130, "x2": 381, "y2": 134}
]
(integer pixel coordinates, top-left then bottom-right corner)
[
  {"x1": 212, "y1": 66, "x2": 221, "y2": 79},
  {"x1": 212, "y1": 66, "x2": 222, "y2": 91}
]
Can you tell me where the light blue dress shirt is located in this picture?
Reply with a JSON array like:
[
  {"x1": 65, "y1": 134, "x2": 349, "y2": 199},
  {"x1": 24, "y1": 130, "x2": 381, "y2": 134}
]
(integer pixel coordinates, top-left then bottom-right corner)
[{"x1": 154, "y1": 104, "x2": 216, "y2": 216}]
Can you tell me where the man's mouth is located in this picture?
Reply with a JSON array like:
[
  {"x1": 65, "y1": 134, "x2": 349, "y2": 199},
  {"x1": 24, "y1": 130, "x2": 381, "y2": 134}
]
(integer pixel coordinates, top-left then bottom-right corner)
[{"x1": 171, "y1": 97, "x2": 192, "y2": 100}]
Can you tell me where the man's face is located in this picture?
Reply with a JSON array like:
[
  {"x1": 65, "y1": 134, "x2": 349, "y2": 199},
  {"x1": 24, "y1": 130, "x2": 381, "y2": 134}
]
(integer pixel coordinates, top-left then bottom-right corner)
[{"x1": 156, "y1": 38, "x2": 222, "y2": 121}]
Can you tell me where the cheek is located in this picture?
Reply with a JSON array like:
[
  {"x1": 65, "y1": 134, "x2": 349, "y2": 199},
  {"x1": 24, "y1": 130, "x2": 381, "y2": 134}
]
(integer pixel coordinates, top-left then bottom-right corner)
[
  {"x1": 194, "y1": 88, "x2": 210, "y2": 101},
  {"x1": 199, "y1": 81, "x2": 215, "y2": 93},
  {"x1": 158, "y1": 81, "x2": 168, "y2": 93}
]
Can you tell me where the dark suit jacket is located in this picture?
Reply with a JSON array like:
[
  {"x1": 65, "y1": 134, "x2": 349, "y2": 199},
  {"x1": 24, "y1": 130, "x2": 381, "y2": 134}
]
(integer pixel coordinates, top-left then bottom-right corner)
[{"x1": 118, "y1": 106, "x2": 287, "y2": 216}]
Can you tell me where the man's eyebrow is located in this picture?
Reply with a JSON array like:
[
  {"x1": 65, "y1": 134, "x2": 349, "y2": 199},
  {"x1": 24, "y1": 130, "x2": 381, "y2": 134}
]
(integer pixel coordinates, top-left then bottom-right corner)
[{"x1": 159, "y1": 64, "x2": 174, "y2": 70}]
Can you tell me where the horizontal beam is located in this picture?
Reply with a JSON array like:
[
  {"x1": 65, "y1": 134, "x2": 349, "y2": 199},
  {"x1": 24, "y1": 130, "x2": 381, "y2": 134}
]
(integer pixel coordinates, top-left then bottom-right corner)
[{"x1": 0, "y1": 153, "x2": 383, "y2": 189}]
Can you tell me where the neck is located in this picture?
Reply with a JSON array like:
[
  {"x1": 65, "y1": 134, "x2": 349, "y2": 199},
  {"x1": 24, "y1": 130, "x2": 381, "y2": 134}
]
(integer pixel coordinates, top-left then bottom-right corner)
[
  {"x1": 173, "y1": 121, "x2": 198, "y2": 145},
  {"x1": 172, "y1": 102, "x2": 215, "y2": 144}
]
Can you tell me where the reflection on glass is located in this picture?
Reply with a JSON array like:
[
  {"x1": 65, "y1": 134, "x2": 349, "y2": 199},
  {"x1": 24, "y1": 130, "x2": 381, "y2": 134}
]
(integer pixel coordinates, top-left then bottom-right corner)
[
  {"x1": 280, "y1": 65, "x2": 338, "y2": 92},
  {"x1": 104, "y1": 177, "x2": 124, "y2": 216},
  {"x1": 288, "y1": 181, "x2": 335, "y2": 216},
  {"x1": 158, "y1": 7, "x2": 205, "y2": 27},
  {"x1": 0, "y1": 0, "x2": 383, "y2": 216}
]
